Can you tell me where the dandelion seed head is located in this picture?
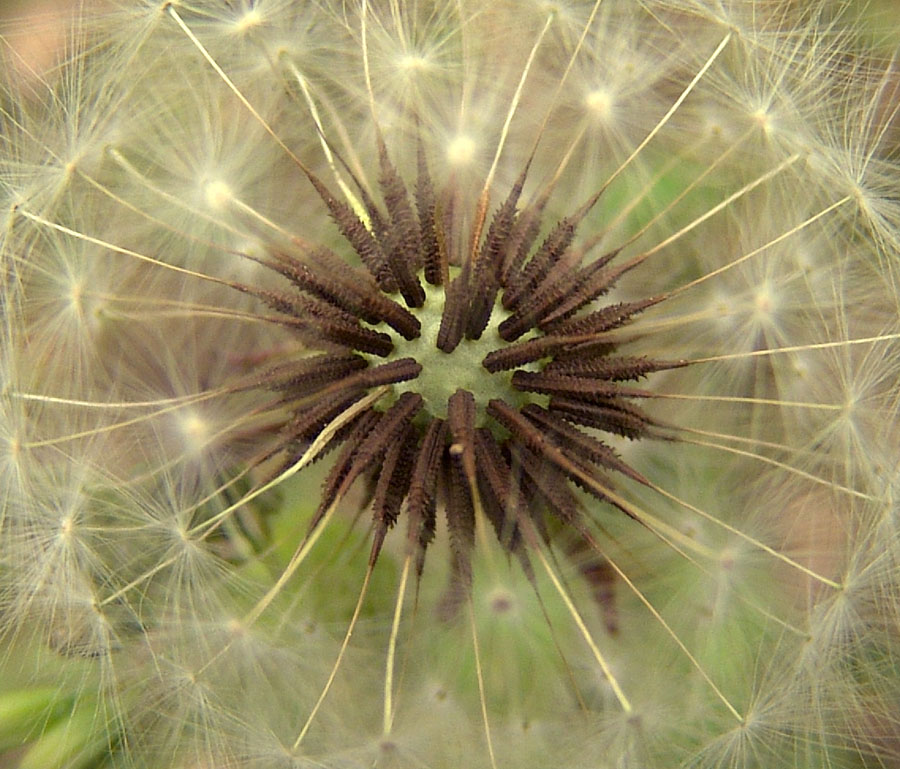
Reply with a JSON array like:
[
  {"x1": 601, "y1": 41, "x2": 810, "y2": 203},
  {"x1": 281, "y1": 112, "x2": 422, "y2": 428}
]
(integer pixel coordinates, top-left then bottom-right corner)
[
  {"x1": 585, "y1": 87, "x2": 615, "y2": 122},
  {"x1": 488, "y1": 587, "x2": 516, "y2": 616},
  {"x1": 750, "y1": 106, "x2": 776, "y2": 136},
  {"x1": 2, "y1": 1, "x2": 899, "y2": 767},
  {"x1": 1, "y1": 427, "x2": 22, "y2": 477},
  {"x1": 446, "y1": 134, "x2": 477, "y2": 166},
  {"x1": 202, "y1": 178, "x2": 233, "y2": 211},
  {"x1": 750, "y1": 282, "x2": 777, "y2": 325},
  {"x1": 233, "y1": 8, "x2": 264, "y2": 35},
  {"x1": 174, "y1": 409, "x2": 211, "y2": 457},
  {"x1": 397, "y1": 52, "x2": 430, "y2": 72}
]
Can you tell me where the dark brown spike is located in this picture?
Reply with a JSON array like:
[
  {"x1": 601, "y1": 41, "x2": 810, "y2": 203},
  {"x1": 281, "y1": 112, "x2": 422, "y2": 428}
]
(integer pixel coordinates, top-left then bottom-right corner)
[
  {"x1": 376, "y1": 137, "x2": 426, "y2": 308},
  {"x1": 304, "y1": 246, "x2": 375, "y2": 283},
  {"x1": 545, "y1": 355, "x2": 688, "y2": 381},
  {"x1": 309, "y1": 409, "x2": 382, "y2": 532},
  {"x1": 352, "y1": 181, "x2": 391, "y2": 248},
  {"x1": 376, "y1": 138, "x2": 422, "y2": 257},
  {"x1": 281, "y1": 359, "x2": 418, "y2": 425},
  {"x1": 435, "y1": 271, "x2": 469, "y2": 353},
  {"x1": 303, "y1": 249, "x2": 421, "y2": 338},
  {"x1": 486, "y1": 398, "x2": 548, "y2": 455},
  {"x1": 447, "y1": 389, "x2": 476, "y2": 477},
  {"x1": 439, "y1": 456, "x2": 476, "y2": 619},
  {"x1": 513, "y1": 443, "x2": 620, "y2": 633},
  {"x1": 549, "y1": 397, "x2": 658, "y2": 441},
  {"x1": 503, "y1": 246, "x2": 625, "y2": 339},
  {"x1": 285, "y1": 387, "x2": 368, "y2": 444},
  {"x1": 551, "y1": 338, "x2": 619, "y2": 362},
  {"x1": 497, "y1": 256, "x2": 583, "y2": 342},
  {"x1": 257, "y1": 353, "x2": 367, "y2": 393},
  {"x1": 510, "y1": 443, "x2": 583, "y2": 529},
  {"x1": 521, "y1": 404, "x2": 649, "y2": 485},
  {"x1": 276, "y1": 313, "x2": 394, "y2": 357},
  {"x1": 502, "y1": 216, "x2": 578, "y2": 314},
  {"x1": 441, "y1": 177, "x2": 468, "y2": 272},
  {"x1": 465, "y1": 162, "x2": 530, "y2": 340},
  {"x1": 406, "y1": 418, "x2": 447, "y2": 574},
  {"x1": 511, "y1": 370, "x2": 655, "y2": 402},
  {"x1": 500, "y1": 188, "x2": 551, "y2": 285},
  {"x1": 356, "y1": 357, "x2": 422, "y2": 387},
  {"x1": 260, "y1": 250, "x2": 365, "y2": 313},
  {"x1": 371, "y1": 423, "x2": 417, "y2": 533},
  {"x1": 383, "y1": 246, "x2": 426, "y2": 309},
  {"x1": 489, "y1": 399, "x2": 638, "y2": 521},
  {"x1": 266, "y1": 250, "x2": 421, "y2": 340},
  {"x1": 537, "y1": 250, "x2": 629, "y2": 327},
  {"x1": 348, "y1": 296, "x2": 420, "y2": 342},
  {"x1": 303, "y1": 170, "x2": 396, "y2": 291},
  {"x1": 481, "y1": 335, "x2": 561, "y2": 373},
  {"x1": 473, "y1": 429, "x2": 521, "y2": 551},
  {"x1": 270, "y1": 397, "x2": 368, "y2": 481},
  {"x1": 292, "y1": 292, "x2": 360, "y2": 324},
  {"x1": 502, "y1": 186, "x2": 603, "y2": 312},
  {"x1": 309, "y1": 124, "x2": 393, "y2": 248},
  {"x1": 553, "y1": 336, "x2": 620, "y2": 362},
  {"x1": 477, "y1": 161, "x2": 530, "y2": 268},
  {"x1": 237, "y1": 284, "x2": 309, "y2": 318},
  {"x1": 239, "y1": 281, "x2": 361, "y2": 331},
  {"x1": 416, "y1": 136, "x2": 441, "y2": 286},
  {"x1": 463, "y1": 272, "x2": 499, "y2": 341},
  {"x1": 285, "y1": 358, "x2": 422, "y2": 448},
  {"x1": 337, "y1": 391, "x2": 424, "y2": 498},
  {"x1": 541, "y1": 296, "x2": 663, "y2": 336}
]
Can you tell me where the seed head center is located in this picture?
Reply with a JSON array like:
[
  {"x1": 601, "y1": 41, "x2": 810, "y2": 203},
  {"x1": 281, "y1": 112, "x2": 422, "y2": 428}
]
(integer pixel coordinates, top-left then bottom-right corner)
[{"x1": 384, "y1": 283, "x2": 528, "y2": 424}]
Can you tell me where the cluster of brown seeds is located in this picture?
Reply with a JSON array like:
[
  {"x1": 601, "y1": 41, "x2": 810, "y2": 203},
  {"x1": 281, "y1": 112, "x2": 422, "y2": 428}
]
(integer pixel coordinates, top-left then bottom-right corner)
[{"x1": 231, "y1": 138, "x2": 686, "y2": 604}]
